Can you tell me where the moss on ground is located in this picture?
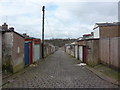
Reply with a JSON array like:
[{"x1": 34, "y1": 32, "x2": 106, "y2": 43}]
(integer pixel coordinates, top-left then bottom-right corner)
[
  {"x1": 94, "y1": 64, "x2": 120, "y2": 81},
  {"x1": 87, "y1": 60, "x2": 99, "y2": 67},
  {"x1": 13, "y1": 61, "x2": 24, "y2": 73}
]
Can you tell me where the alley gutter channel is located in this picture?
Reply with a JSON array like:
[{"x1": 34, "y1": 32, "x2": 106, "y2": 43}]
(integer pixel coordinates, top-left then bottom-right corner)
[{"x1": 85, "y1": 65, "x2": 120, "y2": 87}]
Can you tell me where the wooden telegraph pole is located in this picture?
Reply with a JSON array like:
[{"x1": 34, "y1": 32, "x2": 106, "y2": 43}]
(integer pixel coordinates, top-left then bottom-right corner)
[{"x1": 42, "y1": 6, "x2": 45, "y2": 58}]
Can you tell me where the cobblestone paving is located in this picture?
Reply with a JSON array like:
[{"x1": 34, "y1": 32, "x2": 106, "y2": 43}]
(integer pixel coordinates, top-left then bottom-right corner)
[{"x1": 2, "y1": 49, "x2": 119, "y2": 88}]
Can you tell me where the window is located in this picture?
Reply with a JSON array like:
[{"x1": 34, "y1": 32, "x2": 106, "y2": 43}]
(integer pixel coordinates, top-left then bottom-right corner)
[{"x1": 17, "y1": 47, "x2": 20, "y2": 54}]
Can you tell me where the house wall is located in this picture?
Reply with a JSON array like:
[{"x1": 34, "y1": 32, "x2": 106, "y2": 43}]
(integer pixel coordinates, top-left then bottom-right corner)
[
  {"x1": 12, "y1": 32, "x2": 24, "y2": 73},
  {"x1": 0, "y1": 30, "x2": 1, "y2": 90},
  {"x1": 2, "y1": 32, "x2": 13, "y2": 72},
  {"x1": 119, "y1": 37, "x2": 120, "y2": 71},
  {"x1": 99, "y1": 37, "x2": 120, "y2": 70},
  {"x1": 86, "y1": 39, "x2": 99, "y2": 66},
  {"x1": 99, "y1": 26, "x2": 120, "y2": 38},
  {"x1": 0, "y1": 31, "x2": 2, "y2": 69},
  {"x1": 94, "y1": 28, "x2": 99, "y2": 38}
]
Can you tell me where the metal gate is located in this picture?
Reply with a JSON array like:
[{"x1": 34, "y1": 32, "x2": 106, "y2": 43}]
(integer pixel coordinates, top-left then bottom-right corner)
[{"x1": 83, "y1": 46, "x2": 87, "y2": 63}]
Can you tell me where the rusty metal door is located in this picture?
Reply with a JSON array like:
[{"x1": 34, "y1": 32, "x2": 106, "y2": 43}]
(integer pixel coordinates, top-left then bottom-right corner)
[{"x1": 83, "y1": 46, "x2": 87, "y2": 63}]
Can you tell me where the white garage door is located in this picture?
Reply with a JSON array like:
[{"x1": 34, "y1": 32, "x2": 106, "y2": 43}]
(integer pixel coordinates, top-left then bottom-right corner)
[
  {"x1": 79, "y1": 46, "x2": 83, "y2": 62},
  {"x1": 75, "y1": 45, "x2": 78, "y2": 59},
  {"x1": 33, "y1": 44, "x2": 40, "y2": 62}
]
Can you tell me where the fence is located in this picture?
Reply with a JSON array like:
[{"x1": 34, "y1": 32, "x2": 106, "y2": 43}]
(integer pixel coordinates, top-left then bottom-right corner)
[{"x1": 99, "y1": 37, "x2": 120, "y2": 69}]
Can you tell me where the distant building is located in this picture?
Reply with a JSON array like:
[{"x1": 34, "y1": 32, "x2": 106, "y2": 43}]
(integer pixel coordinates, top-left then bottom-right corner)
[
  {"x1": 93, "y1": 22, "x2": 120, "y2": 38},
  {"x1": 82, "y1": 32, "x2": 94, "y2": 40},
  {"x1": 2, "y1": 23, "x2": 25, "y2": 73},
  {"x1": 77, "y1": 37, "x2": 83, "y2": 41}
]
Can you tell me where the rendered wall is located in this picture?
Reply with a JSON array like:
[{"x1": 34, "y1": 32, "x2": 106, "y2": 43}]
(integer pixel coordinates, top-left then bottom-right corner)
[
  {"x1": 86, "y1": 39, "x2": 99, "y2": 66},
  {"x1": 2, "y1": 32, "x2": 13, "y2": 72}
]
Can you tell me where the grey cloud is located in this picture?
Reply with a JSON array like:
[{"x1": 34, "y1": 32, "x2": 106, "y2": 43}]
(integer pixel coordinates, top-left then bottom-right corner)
[{"x1": 0, "y1": 1, "x2": 118, "y2": 39}]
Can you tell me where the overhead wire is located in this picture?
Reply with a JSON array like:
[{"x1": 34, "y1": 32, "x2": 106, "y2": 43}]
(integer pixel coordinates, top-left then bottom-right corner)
[{"x1": 44, "y1": 14, "x2": 54, "y2": 39}]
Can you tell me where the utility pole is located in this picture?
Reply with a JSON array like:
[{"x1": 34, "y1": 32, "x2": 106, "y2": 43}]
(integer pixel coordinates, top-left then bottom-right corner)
[{"x1": 42, "y1": 6, "x2": 45, "y2": 58}]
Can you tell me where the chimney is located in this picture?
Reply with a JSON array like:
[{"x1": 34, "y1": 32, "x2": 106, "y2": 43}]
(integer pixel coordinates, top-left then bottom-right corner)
[
  {"x1": 23, "y1": 33, "x2": 27, "y2": 36},
  {"x1": 9, "y1": 27, "x2": 14, "y2": 31},
  {"x1": 23, "y1": 33, "x2": 29, "y2": 38},
  {"x1": 2, "y1": 23, "x2": 8, "y2": 30}
]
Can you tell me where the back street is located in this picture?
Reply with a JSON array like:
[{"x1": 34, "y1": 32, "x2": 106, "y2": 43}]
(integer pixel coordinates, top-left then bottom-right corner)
[{"x1": 2, "y1": 49, "x2": 118, "y2": 88}]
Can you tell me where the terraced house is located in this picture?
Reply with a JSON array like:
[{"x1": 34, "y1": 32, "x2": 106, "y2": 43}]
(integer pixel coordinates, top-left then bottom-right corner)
[{"x1": 2, "y1": 23, "x2": 25, "y2": 73}]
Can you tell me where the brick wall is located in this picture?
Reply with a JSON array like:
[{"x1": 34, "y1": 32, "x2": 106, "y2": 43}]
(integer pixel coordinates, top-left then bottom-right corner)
[{"x1": 12, "y1": 32, "x2": 24, "y2": 73}]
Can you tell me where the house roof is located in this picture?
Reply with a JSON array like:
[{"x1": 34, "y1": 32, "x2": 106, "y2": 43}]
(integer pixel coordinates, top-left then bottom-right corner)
[
  {"x1": 83, "y1": 34, "x2": 92, "y2": 36},
  {"x1": 2, "y1": 30, "x2": 25, "y2": 38},
  {"x1": 93, "y1": 22, "x2": 120, "y2": 30}
]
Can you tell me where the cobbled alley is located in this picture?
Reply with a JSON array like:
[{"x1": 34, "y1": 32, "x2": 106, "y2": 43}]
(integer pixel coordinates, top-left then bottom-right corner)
[{"x1": 2, "y1": 49, "x2": 119, "y2": 88}]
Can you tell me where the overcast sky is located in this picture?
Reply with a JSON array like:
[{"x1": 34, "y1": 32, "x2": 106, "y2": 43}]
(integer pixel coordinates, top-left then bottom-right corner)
[{"x1": 0, "y1": 0, "x2": 119, "y2": 39}]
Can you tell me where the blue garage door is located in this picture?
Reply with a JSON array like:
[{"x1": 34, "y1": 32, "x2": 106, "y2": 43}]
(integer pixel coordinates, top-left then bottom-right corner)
[{"x1": 24, "y1": 42, "x2": 30, "y2": 65}]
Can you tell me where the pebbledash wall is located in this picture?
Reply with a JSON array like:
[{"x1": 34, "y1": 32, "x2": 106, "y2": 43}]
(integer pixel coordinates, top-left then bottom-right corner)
[{"x1": 2, "y1": 31, "x2": 24, "y2": 73}]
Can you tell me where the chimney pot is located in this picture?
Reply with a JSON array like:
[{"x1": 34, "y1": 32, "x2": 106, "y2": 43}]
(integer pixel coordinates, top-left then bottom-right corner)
[{"x1": 2, "y1": 23, "x2": 8, "y2": 30}]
